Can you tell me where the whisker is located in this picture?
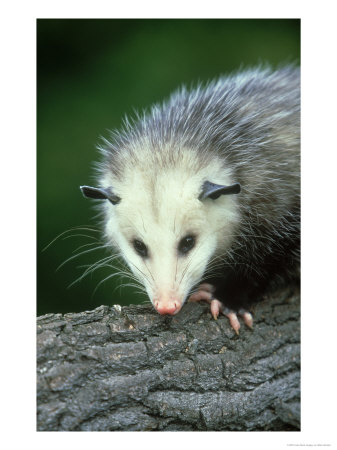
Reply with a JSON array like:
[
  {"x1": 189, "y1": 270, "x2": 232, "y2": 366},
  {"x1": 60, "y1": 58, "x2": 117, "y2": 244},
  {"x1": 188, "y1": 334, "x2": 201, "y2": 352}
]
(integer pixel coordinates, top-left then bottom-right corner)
[
  {"x1": 63, "y1": 234, "x2": 100, "y2": 242},
  {"x1": 92, "y1": 271, "x2": 124, "y2": 296},
  {"x1": 68, "y1": 255, "x2": 117, "y2": 288},
  {"x1": 42, "y1": 226, "x2": 100, "y2": 251},
  {"x1": 140, "y1": 299, "x2": 152, "y2": 305},
  {"x1": 126, "y1": 258, "x2": 155, "y2": 290},
  {"x1": 72, "y1": 241, "x2": 101, "y2": 254},
  {"x1": 117, "y1": 282, "x2": 147, "y2": 294},
  {"x1": 56, "y1": 244, "x2": 108, "y2": 272}
]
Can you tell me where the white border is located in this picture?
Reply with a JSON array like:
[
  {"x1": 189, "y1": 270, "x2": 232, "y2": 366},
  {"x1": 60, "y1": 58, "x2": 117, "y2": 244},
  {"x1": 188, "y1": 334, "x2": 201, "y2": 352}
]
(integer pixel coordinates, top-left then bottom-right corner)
[{"x1": 1, "y1": 1, "x2": 337, "y2": 449}]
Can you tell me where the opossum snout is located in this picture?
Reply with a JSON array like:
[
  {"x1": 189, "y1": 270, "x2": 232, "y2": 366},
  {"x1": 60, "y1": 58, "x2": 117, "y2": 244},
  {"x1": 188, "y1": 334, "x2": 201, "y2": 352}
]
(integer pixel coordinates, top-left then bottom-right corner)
[{"x1": 154, "y1": 297, "x2": 182, "y2": 316}]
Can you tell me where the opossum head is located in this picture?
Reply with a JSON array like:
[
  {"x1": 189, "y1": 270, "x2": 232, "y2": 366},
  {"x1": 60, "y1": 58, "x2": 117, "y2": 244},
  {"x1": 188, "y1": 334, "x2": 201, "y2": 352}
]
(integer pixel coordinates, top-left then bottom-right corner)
[{"x1": 81, "y1": 153, "x2": 240, "y2": 315}]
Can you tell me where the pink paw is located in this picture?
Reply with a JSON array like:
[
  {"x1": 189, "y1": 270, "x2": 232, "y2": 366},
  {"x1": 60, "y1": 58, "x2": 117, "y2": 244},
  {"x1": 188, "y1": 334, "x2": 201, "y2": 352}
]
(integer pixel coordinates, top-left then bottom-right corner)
[{"x1": 188, "y1": 283, "x2": 253, "y2": 334}]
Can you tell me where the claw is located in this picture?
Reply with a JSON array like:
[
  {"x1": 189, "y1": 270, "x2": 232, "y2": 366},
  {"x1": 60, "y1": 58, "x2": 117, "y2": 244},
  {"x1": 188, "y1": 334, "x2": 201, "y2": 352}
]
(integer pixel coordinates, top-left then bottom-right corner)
[
  {"x1": 210, "y1": 299, "x2": 222, "y2": 320},
  {"x1": 238, "y1": 309, "x2": 254, "y2": 329},
  {"x1": 225, "y1": 311, "x2": 241, "y2": 335}
]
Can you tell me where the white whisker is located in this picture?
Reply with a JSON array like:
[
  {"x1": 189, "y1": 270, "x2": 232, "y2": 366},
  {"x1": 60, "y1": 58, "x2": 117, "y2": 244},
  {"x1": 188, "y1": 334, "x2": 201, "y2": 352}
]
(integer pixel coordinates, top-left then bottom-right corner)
[
  {"x1": 42, "y1": 226, "x2": 100, "y2": 251},
  {"x1": 56, "y1": 244, "x2": 108, "y2": 272}
]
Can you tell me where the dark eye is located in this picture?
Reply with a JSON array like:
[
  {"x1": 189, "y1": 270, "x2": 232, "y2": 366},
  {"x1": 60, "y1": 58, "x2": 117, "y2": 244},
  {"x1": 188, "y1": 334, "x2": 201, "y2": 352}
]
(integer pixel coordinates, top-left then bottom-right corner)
[
  {"x1": 133, "y1": 239, "x2": 148, "y2": 258},
  {"x1": 178, "y1": 235, "x2": 196, "y2": 256}
]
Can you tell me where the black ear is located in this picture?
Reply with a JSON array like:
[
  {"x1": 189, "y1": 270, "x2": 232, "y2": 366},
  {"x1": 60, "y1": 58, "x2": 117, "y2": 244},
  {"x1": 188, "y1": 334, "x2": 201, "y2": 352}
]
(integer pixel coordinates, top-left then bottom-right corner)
[
  {"x1": 80, "y1": 185, "x2": 121, "y2": 205},
  {"x1": 199, "y1": 181, "x2": 241, "y2": 200}
]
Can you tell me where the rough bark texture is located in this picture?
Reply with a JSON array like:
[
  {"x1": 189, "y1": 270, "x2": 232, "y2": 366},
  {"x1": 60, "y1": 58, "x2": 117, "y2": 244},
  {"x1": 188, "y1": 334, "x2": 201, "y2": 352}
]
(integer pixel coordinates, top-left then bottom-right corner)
[{"x1": 37, "y1": 287, "x2": 300, "y2": 431}]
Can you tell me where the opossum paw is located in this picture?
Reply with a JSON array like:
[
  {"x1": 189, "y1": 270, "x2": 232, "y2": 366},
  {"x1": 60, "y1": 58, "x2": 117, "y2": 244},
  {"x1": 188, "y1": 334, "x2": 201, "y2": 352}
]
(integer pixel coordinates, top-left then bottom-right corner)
[
  {"x1": 188, "y1": 283, "x2": 222, "y2": 320},
  {"x1": 188, "y1": 283, "x2": 215, "y2": 303},
  {"x1": 188, "y1": 284, "x2": 253, "y2": 333}
]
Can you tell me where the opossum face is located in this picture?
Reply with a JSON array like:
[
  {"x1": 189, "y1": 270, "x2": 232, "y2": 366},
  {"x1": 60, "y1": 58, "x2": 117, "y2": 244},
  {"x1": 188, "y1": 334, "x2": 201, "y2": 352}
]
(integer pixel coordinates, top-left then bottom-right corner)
[
  {"x1": 105, "y1": 176, "x2": 214, "y2": 314},
  {"x1": 100, "y1": 167, "x2": 240, "y2": 316}
]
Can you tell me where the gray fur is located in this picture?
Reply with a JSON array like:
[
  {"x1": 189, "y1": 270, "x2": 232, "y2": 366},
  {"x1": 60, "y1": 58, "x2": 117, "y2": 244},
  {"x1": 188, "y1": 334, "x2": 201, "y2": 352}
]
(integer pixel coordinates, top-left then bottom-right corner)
[{"x1": 95, "y1": 65, "x2": 300, "y2": 285}]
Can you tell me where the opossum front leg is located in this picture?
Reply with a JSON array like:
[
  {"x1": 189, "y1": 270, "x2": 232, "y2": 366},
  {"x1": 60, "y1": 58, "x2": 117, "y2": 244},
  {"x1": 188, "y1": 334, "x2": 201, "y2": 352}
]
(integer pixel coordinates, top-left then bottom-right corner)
[{"x1": 188, "y1": 283, "x2": 253, "y2": 334}]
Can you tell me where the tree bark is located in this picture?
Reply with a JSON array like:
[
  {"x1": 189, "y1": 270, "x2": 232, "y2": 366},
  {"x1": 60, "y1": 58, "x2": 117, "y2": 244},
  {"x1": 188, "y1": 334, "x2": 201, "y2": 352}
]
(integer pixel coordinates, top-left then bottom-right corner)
[{"x1": 37, "y1": 287, "x2": 300, "y2": 431}]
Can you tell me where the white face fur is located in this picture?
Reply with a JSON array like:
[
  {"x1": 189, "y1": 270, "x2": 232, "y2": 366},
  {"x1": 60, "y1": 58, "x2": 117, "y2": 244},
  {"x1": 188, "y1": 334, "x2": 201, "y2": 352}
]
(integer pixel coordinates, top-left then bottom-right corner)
[{"x1": 102, "y1": 152, "x2": 240, "y2": 315}]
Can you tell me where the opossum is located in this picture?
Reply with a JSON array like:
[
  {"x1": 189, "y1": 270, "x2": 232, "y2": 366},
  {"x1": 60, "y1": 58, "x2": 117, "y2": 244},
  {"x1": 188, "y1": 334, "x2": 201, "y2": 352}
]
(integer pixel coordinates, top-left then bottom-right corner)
[{"x1": 80, "y1": 66, "x2": 300, "y2": 333}]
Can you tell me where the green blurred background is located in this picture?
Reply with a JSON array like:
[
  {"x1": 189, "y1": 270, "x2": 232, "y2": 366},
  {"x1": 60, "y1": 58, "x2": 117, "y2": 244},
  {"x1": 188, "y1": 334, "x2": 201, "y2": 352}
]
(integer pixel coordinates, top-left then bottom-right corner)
[{"x1": 37, "y1": 19, "x2": 300, "y2": 316}]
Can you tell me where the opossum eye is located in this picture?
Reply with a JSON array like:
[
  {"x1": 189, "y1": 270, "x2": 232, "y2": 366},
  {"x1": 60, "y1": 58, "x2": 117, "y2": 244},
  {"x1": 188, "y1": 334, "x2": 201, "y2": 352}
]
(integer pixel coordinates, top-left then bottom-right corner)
[
  {"x1": 178, "y1": 235, "x2": 196, "y2": 256},
  {"x1": 133, "y1": 239, "x2": 148, "y2": 258}
]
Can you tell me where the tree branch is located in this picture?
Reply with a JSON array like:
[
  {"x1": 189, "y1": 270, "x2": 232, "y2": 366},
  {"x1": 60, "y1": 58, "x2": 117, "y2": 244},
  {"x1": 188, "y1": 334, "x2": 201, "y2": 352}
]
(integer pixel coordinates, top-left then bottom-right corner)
[{"x1": 37, "y1": 287, "x2": 300, "y2": 431}]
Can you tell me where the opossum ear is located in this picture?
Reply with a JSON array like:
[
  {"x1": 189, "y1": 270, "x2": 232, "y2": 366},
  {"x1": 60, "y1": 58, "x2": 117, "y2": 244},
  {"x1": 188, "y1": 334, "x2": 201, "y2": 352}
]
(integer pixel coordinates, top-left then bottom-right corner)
[
  {"x1": 199, "y1": 181, "x2": 241, "y2": 200},
  {"x1": 80, "y1": 185, "x2": 121, "y2": 205}
]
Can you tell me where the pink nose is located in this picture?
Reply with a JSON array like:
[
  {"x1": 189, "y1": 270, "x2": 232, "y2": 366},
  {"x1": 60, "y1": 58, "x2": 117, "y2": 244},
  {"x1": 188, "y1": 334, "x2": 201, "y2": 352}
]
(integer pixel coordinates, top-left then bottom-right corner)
[{"x1": 154, "y1": 300, "x2": 180, "y2": 315}]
